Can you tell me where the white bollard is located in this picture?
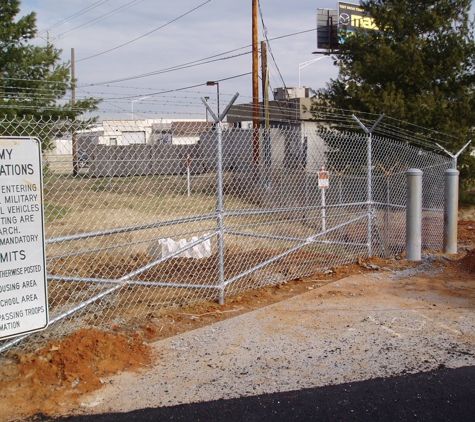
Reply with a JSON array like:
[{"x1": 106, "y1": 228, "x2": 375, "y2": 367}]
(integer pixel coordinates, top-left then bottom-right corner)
[
  {"x1": 443, "y1": 169, "x2": 459, "y2": 254},
  {"x1": 406, "y1": 169, "x2": 423, "y2": 261}
]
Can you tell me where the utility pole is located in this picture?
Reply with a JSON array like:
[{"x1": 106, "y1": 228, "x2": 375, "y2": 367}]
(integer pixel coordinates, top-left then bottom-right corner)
[
  {"x1": 71, "y1": 48, "x2": 79, "y2": 176},
  {"x1": 261, "y1": 41, "x2": 269, "y2": 131},
  {"x1": 252, "y1": 0, "x2": 260, "y2": 167},
  {"x1": 261, "y1": 41, "x2": 271, "y2": 172}
]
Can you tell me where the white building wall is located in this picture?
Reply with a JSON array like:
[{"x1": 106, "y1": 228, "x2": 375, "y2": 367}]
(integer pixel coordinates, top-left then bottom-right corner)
[{"x1": 101, "y1": 119, "x2": 206, "y2": 146}]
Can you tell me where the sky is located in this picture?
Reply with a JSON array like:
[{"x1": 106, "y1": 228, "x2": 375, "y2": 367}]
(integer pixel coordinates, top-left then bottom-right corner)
[{"x1": 20, "y1": 0, "x2": 341, "y2": 120}]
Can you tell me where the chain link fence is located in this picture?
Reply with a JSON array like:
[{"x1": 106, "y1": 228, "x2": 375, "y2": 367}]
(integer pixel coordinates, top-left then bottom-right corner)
[{"x1": 0, "y1": 115, "x2": 452, "y2": 353}]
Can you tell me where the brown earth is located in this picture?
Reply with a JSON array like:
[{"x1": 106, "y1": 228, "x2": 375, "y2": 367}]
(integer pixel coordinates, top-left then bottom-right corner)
[{"x1": 1, "y1": 219, "x2": 475, "y2": 422}]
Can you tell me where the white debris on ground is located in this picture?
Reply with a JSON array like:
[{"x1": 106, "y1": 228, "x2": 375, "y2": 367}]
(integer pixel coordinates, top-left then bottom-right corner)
[{"x1": 147, "y1": 235, "x2": 212, "y2": 259}]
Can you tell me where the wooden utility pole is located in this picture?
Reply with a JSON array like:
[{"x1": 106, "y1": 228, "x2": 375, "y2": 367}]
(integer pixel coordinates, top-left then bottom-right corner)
[
  {"x1": 71, "y1": 48, "x2": 79, "y2": 176},
  {"x1": 261, "y1": 41, "x2": 269, "y2": 131},
  {"x1": 261, "y1": 41, "x2": 271, "y2": 169},
  {"x1": 252, "y1": 0, "x2": 260, "y2": 166}
]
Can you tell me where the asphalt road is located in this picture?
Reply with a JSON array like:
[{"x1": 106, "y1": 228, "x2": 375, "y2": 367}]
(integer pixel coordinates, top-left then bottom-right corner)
[{"x1": 49, "y1": 365, "x2": 475, "y2": 421}]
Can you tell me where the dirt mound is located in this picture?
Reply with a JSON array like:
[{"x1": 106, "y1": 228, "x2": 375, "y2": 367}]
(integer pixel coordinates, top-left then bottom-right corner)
[
  {"x1": 0, "y1": 328, "x2": 151, "y2": 421},
  {"x1": 459, "y1": 248, "x2": 475, "y2": 273}
]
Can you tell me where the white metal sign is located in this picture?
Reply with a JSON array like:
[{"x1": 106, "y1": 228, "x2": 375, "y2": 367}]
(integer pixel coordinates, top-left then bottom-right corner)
[
  {"x1": 0, "y1": 137, "x2": 48, "y2": 340},
  {"x1": 318, "y1": 165, "x2": 330, "y2": 189}
]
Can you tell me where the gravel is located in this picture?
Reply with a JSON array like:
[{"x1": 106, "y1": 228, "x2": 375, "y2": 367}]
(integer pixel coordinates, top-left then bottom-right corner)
[{"x1": 78, "y1": 265, "x2": 475, "y2": 415}]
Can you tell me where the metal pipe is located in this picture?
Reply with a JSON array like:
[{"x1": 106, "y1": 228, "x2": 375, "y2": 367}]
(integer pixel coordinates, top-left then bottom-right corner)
[
  {"x1": 386, "y1": 176, "x2": 391, "y2": 258},
  {"x1": 371, "y1": 202, "x2": 443, "y2": 213},
  {"x1": 352, "y1": 113, "x2": 385, "y2": 258},
  {"x1": 223, "y1": 213, "x2": 370, "y2": 288},
  {"x1": 48, "y1": 275, "x2": 221, "y2": 290},
  {"x1": 406, "y1": 168, "x2": 423, "y2": 261},
  {"x1": 224, "y1": 201, "x2": 368, "y2": 217},
  {"x1": 367, "y1": 132, "x2": 372, "y2": 256},
  {"x1": 216, "y1": 122, "x2": 225, "y2": 305},
  {"x1": 187, "y1": 154, "x2": 191, "y2": 197},
  {"x1": 443, "y1": 168, "x2": 459, "y2": 254},
  {"x1": 225, "y1": 229, "x2": 367, "y2": 247},
  {"x1": 46, "y1": 214, "x2": 217, "y2": 244},
  {"x1": 48, "y1": 232, "x2": 217, "y2": 286},
  {"x1": 46, "y1": 228, "x2": 214, "y2": 261}
]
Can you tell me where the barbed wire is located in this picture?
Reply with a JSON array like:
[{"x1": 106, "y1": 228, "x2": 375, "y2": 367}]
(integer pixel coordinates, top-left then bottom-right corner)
[{"x1": 0, "y1": 87, "x2": 461, "y2": 149}]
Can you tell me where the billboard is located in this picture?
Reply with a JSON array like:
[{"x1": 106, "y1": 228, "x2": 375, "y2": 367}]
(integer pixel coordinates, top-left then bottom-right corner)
[
  {"x1": 316, "y1": 8, "x2": 338, "y2": 51},
  {"x1": 338, "y1": 2, "x2": 378, "y2": 32},
  {"x1": 316, "y1": 2, "x2": 378, "y2": 51}
]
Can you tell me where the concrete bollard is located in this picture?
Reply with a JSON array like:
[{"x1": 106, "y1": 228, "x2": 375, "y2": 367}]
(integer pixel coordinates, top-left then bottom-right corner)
[
  {"x1": 406, "y1": 169, "x2": 423, "y2": 261},
  {"x1": 443, "y1": 169, "x2": 459, "y2": 254}
]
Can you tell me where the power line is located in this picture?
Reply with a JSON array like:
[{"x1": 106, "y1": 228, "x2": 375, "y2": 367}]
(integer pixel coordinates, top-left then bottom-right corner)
[
  {"x1": 121, "y1": 72, "x2": 251, "y2": 100},
  {"x1": 54, "y1": 0, "x2": 148, "y2": 40},
  {"x1": 38, "y1": 0, "x2": 111, "y2": 35},
  {"x1": 1, "y1": 27, "x2": 315, "y2": 89},
  {"x1": 84, "y1": 51, "x2": 251, "y2": 86},
  {"x1": 258, "y1": 2, "x2": 287, "y2": 89},
  {"x1": 84, "y1": 27, "x2": 317, "y2": 86},
  {"x1": 77, "y1": 0, "x2": 212, "y2": 62}
]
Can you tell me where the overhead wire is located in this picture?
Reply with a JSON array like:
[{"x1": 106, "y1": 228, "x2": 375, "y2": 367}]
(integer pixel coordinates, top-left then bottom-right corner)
[
  {"x1": 2, "y1": 27, "x2": 316, "y2": 89},
  {"x1": 38, "y1": 0, "x2": 111, "y2": 35},
  {"x1": 54, "y1": 0, "x2": 148, "y2": 40},
  {"x1": 83, "y1": 28, "x2": 317, "y2": 86},
  {"x1": 258, "y1": 2, "x2": 287, "y2": 89},
  {"x1": 83, "y1": 51, "x2": 252, "y2": 86},
  {"x1": 256, "y1": 2, "x2": 299, "y2": 127},
  {"x1": 76, "y1": 0, "x2": 212, "y2": 62},
  {"x1": 121, "y1": 72, "x2": 251, "y2": 100}
]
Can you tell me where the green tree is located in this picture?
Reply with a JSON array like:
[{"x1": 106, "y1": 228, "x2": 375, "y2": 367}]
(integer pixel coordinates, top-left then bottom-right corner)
[
  {"x1": 0, "y1": 0, "x2": 99, "y2": 122},
  {"x1": 318, "y1": 0, "x2": 475, "y2": 190}
]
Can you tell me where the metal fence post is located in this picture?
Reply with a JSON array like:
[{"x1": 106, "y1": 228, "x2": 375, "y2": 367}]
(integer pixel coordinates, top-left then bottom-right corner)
[
  {"x1": 436, "y1": 140, "x2": 472, "y2": 169},
  {"x1": 201, "y1": 93, "x2": 239, "y2": 305},
  {"x1": 406, "y1": 168, "x2": 423, "y2": 261},
  {"x1": 443, "y1": 169, "x2": 459, "y2": 254},
  {"x1": 352, "y1": 113, "x2": 385, "y2": 257},
  {"x1": 216, "y1": 122, "x2": 225, "y2": 305},
  {"x1": 367, "y1": 132, "x2": 373, "y2": 256},
  {"x1": 386, "y1": 175, "x2": 391, "y2": 258}
]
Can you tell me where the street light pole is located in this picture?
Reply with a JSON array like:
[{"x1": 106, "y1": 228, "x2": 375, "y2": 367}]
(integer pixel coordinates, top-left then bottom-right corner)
[
  {"x1": 206, "y1": 81, "x2": 220, "y2": 117},
  {"x1": 204, "y1": 96, "x2": 210, "y2": 123},
  {"x1": 131, "y1": 96, "x2": 150, "y2": 120}
]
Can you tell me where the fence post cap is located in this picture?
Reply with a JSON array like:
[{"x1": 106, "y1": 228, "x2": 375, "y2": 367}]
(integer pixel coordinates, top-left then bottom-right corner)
[
  {"x1": 444, "y1": 168, "x2": 459, "y2": 176},
  {"x1": 406, "y1": 168, "x2": 423, "y2": 176}
]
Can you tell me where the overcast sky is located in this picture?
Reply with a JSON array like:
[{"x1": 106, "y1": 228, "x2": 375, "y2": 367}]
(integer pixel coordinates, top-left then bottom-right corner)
[
  {"x1": 19, "y1": 0, "x2": 475, "y2": 121},
  {"x1": 18, "y1": 0, "x2": 341, "y2": 120}
]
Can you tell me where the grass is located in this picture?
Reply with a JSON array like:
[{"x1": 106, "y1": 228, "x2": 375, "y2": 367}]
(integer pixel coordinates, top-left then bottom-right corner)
[{"x1": 44, "y1": 203, "x2": 72, "y2": 222}]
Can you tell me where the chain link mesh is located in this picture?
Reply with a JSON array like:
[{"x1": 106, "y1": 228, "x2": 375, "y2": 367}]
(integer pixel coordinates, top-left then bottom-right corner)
[{"x1": 0, "y1": 116, "x2": 452, "y2": 353}]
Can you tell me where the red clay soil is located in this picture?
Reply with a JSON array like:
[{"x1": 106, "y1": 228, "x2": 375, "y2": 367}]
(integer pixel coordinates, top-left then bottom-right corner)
[
  {"x1": 459, "y1": 248, "x2": 475, "y2": 273},
  {"x1": 0, "y1": 329, "x2": 151, "y2": 420},
  {"x1": 458, "y1": 220, "x2": 475, "y2": 247}
]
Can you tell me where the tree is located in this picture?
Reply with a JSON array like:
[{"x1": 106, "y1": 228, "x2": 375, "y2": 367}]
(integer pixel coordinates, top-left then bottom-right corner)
[
  {"x1": 0, "y1": 0, "x2": 99, "y2": 123},
  {"x1": 317, "y1": 0, "x2": 475, "y2": 190}
]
